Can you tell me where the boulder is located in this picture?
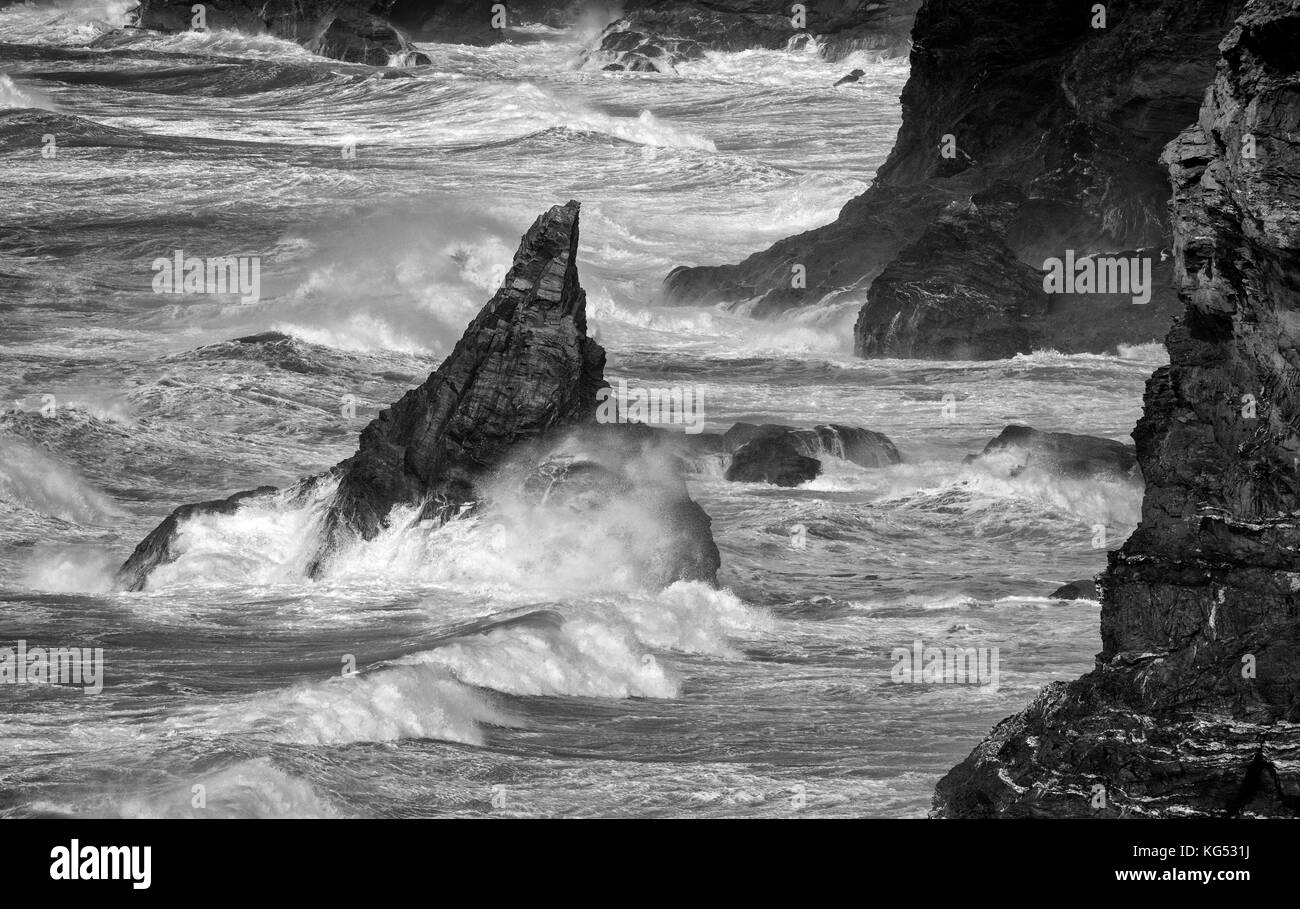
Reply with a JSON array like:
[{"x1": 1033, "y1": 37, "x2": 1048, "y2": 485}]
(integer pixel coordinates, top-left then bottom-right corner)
[
  {"x1": 722, "y1": 422, "x2": 901, "y2": 485},
  {"x1": 725, "y1": 436, "x2": 823, "y2": 486},
  {"x1": 1049, "y1": 579, "x2": 1099, "y2": 600},
  {"x1": 970, "y1": 425, "x2": 1137, "y2": 479}
]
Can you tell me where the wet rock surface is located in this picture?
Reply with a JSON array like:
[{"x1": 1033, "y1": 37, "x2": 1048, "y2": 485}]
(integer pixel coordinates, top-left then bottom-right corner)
[
  {"x1": 119, "y1": 202, "x2": 721, "y2": 591},
  {"x1": 665, "y1": 0, "x2": 1243, "y2": 358},
  {"x1": 934, "y1": 0, "x2": 1300, "y2": 818},
  {"x1": 968, "y1": 425, "x2": 1137, "y2": 480},
  {"x1": 722, "y1": 422, "x2": 901, "y2": 485}
]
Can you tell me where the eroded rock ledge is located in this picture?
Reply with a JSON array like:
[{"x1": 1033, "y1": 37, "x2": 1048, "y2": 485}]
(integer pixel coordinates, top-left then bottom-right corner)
[{"x1": 933, "y1": 0, "x2": 1300, "y2": 817}]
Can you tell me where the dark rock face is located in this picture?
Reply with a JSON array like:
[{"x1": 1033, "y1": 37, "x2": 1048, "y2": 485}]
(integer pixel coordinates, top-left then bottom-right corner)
[
  {"x1": 665, "y1": 0, "x2": 1244, "y2": 356},
  {"x1": 934, "y1": 0, "x2": 1300, "y2": 818},
  {"x1": 583, "y1": 0, "x2": 920, "y2": 73},
  {"x1": 853, "y1": 199, "x2": 1047, "y2": 359},
  {"x1": 853, "y1": 192, "x2": 1182, "y2": 359},
  {"x1": 723, "y1": 422, "x2": 901, "y2": 485},
  {"x1": 1050, "y1": 579, "x2": 1099, "y2": 600},
  {"x1": 726, "y1": 436, "x2": 823, "y2": 486},
  {"x1": 307, "y1": 199, "x2": 606, "y2": 574},
  {"x1": 970, "y1": 425, "x2": 1137, "y2": 480},
  {"x1": 119, "y1": 202, "x2": 720, "y2": 591}
]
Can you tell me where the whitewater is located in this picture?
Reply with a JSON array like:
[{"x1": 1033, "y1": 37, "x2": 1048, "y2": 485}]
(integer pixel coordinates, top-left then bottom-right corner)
[{"x1": 0, "y1": 1, "x2": 1165, "y2": 817}]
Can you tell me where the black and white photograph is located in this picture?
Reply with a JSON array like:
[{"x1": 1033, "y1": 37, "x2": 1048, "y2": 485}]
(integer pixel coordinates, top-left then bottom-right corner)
[{"x1": 0, "y1": 0, "x2": 1293, "y2": 884}]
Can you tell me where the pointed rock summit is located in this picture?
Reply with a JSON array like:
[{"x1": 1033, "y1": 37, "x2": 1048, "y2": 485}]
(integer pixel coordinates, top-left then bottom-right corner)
[
  {"x1": 118, "y1": 201, "x2": 719, "y2": 591},
  {"x1": 307, "y1": 200, "x2": 606, "y2": 575}
]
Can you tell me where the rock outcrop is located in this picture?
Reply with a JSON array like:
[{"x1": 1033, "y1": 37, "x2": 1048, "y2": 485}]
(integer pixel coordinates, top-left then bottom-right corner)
[
  {"x1": 131, "y1": 0, "x2": 417, "y2": 64},
  {"x1": 665, "y1": 0, "x2": 1244, "y2": 357},
  {"x1": 934, "y1": 0, "x2": 1300, "y2": 817},
  {"x1": 118, "y1": 202, "x2": 720, "y2": 591},
  {"x1": 127, "y1": 0, "x2": 920, "y2": 67},
  {"x1": 722, "y1": 422, "x2": 901, "y2": 485},
  {"x1": 582, "y1": 1, "x2": 920, "y2": 73},
  {"x1": 1049, "y1": 579, "x2": 1099, "y2": 600},
  {"x1": 129, "y1": 0, "x2": 587, "y2": 63},
  {"x1": 967, "y1": 425, "x2": 1137, "y2": 480},
  {"x1": 852, "y1": 192, "x2": 1180, "y2": 359}
]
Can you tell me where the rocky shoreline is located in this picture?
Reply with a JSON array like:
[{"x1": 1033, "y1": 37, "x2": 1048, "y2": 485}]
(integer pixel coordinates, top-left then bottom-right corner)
[
  {"x1": 665, "y1": 0, "x2": 1246, "y2": 359},
  {"x1": 934, "y1": 0, "x2": 1300, "y2": 818},
  {"x1": 125, "y1": 0, "x2": 920, "y2": 68}
]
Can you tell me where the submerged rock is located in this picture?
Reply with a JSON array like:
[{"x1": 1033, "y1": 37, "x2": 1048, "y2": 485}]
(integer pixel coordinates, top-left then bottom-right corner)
[
  {"x1": 1049, "y1": 579, "x2": 1099, "y2": 600},
  {"x1": 118, "y1": 202, "x2": 720, "y2": 591},
  {"x1": 116, "y1": 487, "x2": 279, "y2": 591},
  {"x1": 934, "y1": 0, "x2": 1300, "y2": 817},
  {"x1": 506, "y1": 423, "x2": 721, "y2": 587},
  {"x1": 723, "y1": 422, "x2": 901, "y2": 485},
  {"x1": 969, "y1": 425, "x2": 1137, "y2": 479},
  {"x1": 833, "y1": 68, "x2": 865, "y2": 86}
]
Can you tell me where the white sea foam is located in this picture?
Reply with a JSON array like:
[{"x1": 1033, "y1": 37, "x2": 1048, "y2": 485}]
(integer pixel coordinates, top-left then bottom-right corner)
[
  {"x1": 0, "y1": 0, "x2": 133, "y2": 45},
  {"x1": 0, "y1": 74, "x2": 55, "y2": 110},
  {"x1": 141, "y1": 478, "x2": 337, "y2": 590},
  {"x1": 0, "y1": 437, "x2": 120, "y2": 524},
  {"x1": 118, "y1": 758, "x2": 343, "y2": 818}
]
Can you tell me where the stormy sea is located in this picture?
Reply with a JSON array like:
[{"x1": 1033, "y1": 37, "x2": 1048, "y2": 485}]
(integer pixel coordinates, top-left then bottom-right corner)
[{"x1": 0, "y1": 0, "x2": 1161, "y2": 818}]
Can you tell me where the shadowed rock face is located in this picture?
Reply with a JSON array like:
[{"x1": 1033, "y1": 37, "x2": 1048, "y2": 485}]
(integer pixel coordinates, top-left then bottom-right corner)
[
  {"x1": 665, "y1": 0, "x2": 1244, "y2": 357},
  {"x1": 934, "y1": 0, "x2": 1300, "y2": 817},
  {"x1": 118, "y1": 202, "x2": 720, "y2": 591},
  {"x1": 853, "y1": 198, "x2": 1048, "y2": 359},
  {"x1": 852, "y1": 192, "x2": 1183, "y2": 359}
]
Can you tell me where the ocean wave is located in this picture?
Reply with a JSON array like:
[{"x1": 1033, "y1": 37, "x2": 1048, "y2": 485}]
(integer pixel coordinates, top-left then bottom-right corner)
[
  {"x1": 0, "y1": 0, "x2": 133, "y2": 46},
  {"x1": 92, "y1": 27, "x2": 328, "y2": 61},
  {"x1": 0, "y1": 435, "x2": 120, "y2": 525},
  {"x1": 885, "y1": 459, "x2": 1142, "y2": 531},
  {"x1": 153, "y1": 659, "x2": 512, "y2": 747},
  {"x1": 674, "y1": 47, "x2": 909, "y2": 87},
  {"x1": 141, "y1": 477, "x2": 338, "y2": 590},
  {"x1": 145, "y1": 581, "x2": 763, "y2": 746},
  {"x1": 117, "y1": 758, "x2": 343, "y2": 819},
  {"x1": 0, "y1": 73, "x2": 55, "y2": 109}
]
